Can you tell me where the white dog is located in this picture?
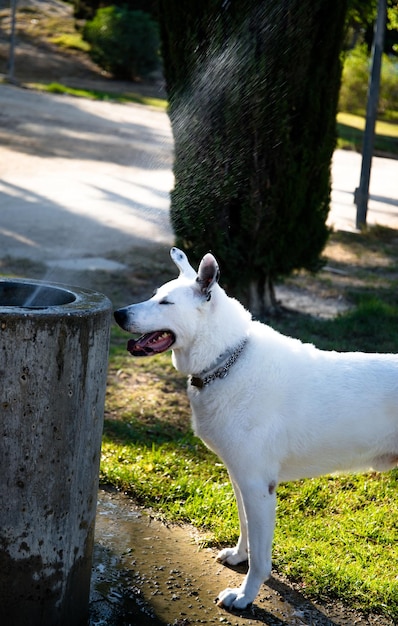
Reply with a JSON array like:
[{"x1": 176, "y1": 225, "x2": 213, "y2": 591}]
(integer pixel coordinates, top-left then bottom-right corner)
[{"x1": 114, "y1": 247, "x2": 398, "y2": 610}]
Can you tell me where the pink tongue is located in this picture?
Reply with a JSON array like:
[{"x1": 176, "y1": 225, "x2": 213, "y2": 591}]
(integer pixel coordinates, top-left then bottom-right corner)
[{"x1": 127, "y1": 331, "x2": 174, "y2": 356}]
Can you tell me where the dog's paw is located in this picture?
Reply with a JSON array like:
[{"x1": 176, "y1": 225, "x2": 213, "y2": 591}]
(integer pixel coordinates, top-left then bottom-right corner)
[
  {"x1": 216, "y1": 586, "x2": 252, "y2": 610},
  {"x1": 217, "y1": 546, "x2": 248, "y2": 566}
]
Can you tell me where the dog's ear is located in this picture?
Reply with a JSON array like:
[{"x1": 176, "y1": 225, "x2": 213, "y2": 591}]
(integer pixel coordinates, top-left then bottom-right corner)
[
  {"x1": 170, "y1": 247, "x2": 197, "y2": 279},
  {"x1": 196, "y1": 253, "x2": 220, "y2": 301}
]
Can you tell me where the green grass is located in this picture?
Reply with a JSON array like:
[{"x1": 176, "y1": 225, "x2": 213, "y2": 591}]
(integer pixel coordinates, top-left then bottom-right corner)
[
  {"x1": 272, "y1": 296, "x2": 398, "y2": 353},
  {"x1": 28, "y1": 82, "x2": 167, "y2": 108},
  {"x1": 338, "y1": 112, "x2": 398, "y2": 138},
  {"x1": 337, "y1": 112, "x2": 398, "y2": 156},
  {"x1": 275, "y1": 473, "x2": 398, "y2": 616},
  {"x1": 101, "y1": 427, "x2": 237, "y2": 541},
  {"x1": 50, "y1": 33, "x2": 90, "y2": 52},
  {"x1": 103, "y1": 335, "x2": 239, "y2": 543},
  {"x1": 103, "y1": 229, "x2": 398, "y2": 620}
]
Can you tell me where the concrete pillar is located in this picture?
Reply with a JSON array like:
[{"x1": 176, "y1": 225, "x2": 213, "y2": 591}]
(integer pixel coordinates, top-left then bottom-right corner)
[{"x1": 0, "y1": 279, "x2": 112, "y2": 626}]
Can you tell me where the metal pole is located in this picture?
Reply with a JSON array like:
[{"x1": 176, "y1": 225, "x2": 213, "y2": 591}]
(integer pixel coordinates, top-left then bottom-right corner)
[
  {"x1": 354, "y1": 0, "x2": 386, "y2": 229},
  {"x1": 7, "y1": 0, "x2": 18, "y2": 82}
]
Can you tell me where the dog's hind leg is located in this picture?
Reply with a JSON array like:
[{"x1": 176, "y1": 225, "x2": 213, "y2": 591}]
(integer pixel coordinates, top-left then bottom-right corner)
[
  {"x1": 216, "y1": 475, "x2": 277, "y2": 610},
  {"x1": 217, "y1": 478, "x2": 248, "y2": 566}
]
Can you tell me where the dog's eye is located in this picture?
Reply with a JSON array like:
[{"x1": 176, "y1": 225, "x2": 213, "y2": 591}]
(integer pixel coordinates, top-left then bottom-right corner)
[{"x1": 159, "y1": 299, "x2": 174, "y2": 305}]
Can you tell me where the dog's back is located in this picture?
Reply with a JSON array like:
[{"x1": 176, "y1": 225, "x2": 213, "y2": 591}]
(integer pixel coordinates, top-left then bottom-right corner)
[{"x1": 189, "y1": 318, "x2": 398, "y2": 481}]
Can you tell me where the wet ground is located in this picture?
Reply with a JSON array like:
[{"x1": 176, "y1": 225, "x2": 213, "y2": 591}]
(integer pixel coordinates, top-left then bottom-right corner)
[{"x1": 90, "y1": 488, "x2": 395, "y2": 626}]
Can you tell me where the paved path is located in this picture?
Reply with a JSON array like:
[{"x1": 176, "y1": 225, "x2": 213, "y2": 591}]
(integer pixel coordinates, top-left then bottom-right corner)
[
  {"x1": 0, "y1": 85, "x2": 174, "y2": 270},
  {"x1": 0, "y1": 84, "x2": 397, "y2": 271},
  {"x1": 330, "y1": 148, "x2": 398, "y2": 231}
]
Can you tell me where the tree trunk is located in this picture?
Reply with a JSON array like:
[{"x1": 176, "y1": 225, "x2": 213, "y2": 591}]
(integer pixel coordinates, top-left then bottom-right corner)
[{"x1": 248, "y1": 275, "x2": 278, "y2": 319}]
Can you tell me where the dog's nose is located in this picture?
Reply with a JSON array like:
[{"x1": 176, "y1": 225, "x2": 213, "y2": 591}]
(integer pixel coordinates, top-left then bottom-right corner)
[{"x1": 114, "y1": 307, "x2": 129, "y2": 329}]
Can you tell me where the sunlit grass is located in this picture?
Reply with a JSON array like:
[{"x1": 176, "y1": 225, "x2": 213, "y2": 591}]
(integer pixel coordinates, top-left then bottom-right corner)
[
  {"x1": 275, "y1": 473, "x2": 398, "y2": 617},
  {"x1": 27, "y1": 82, "x2": 167, "y2": 108},
  {"x1": 337, "y1": 112, "x2": 398, "y2": 138},
  {"x1": 50, "y1": 33, "x2": 90, "y2": 52},
  {"x1": 337, "y1": 112, "x2": 398, "y2": 155},
  {"x1": 103, "y1": 337, "x2": 238, "y2": 542}
]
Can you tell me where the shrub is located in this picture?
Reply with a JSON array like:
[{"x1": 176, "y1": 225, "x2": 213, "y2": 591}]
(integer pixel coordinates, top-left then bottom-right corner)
[
  {"x1": 339, "y1": 45, "x2": 369, "y2": 115},
  {"x1": 339, "y1": 44, "x2": 398, "y2": 119},
  {"x1": 83, "y1": 6, "x2": 160, "y2": 80}
]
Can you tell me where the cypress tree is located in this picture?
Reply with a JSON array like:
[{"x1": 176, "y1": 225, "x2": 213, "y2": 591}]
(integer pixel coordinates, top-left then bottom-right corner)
[{"x1": 158, "y1": 0, "x2": 348, "y2": 315}]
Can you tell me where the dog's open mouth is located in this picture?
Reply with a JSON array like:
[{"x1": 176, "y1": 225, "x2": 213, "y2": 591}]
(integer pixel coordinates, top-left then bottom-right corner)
[{"x1": 127, "y1": 330, "x2": 176, "y2": 357}]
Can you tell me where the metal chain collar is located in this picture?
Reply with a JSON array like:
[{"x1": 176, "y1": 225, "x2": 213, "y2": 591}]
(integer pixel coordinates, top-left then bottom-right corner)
[{"x1": 190, "y1": 338, "x2": 248, "y2": 389}]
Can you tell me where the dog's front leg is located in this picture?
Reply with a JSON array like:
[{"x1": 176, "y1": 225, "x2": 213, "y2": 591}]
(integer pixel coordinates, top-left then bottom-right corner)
[
  {"x1": 217, "y1": 478, "x2": 248, "y2": 565},
  {"x1": 216, "y1": 477, "x2": 276, "y2": 610}
]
